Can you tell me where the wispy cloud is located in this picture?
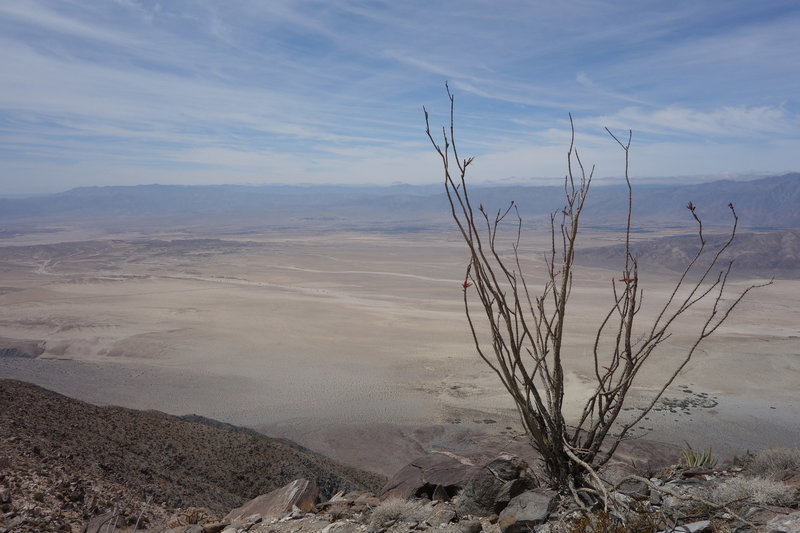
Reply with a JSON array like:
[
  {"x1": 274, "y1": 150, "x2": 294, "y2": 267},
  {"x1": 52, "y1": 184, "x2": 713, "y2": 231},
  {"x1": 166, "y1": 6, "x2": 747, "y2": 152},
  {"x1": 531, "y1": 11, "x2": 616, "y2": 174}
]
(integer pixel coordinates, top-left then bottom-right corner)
[{"x1": 0, "y1": 0, "x2": 798, "y2": 193}]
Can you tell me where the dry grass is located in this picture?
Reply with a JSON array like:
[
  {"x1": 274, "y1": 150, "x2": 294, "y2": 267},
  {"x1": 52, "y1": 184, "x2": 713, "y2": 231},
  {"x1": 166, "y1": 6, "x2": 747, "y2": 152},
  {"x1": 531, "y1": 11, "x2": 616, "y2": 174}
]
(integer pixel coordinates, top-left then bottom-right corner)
[
  {"x1": 368, "y1": 499, "x2": 427, "y2": 528},
  {"x1": 711, "y1": 476, "x2": 794, "y2": 507},
  {"x1": 743, "y1": 447, "x2": 800, "y2": 477}
]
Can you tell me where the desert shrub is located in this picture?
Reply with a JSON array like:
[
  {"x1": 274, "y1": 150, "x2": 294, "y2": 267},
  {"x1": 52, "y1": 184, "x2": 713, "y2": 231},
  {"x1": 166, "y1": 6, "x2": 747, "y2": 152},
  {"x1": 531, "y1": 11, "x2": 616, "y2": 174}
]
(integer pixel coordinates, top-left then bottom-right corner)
[
  {"x1": 326, "y1": 502, "x2": 351, "y2": 521},
  {"x1": 368, "y1": 498, "x2": 427, "y2": 528},
  {"x1": 744, "y1": 448, "x2": 800, "y2": 477},
  {"x1": 711, "y1": 476, "x2": 794, "y2": 507}
]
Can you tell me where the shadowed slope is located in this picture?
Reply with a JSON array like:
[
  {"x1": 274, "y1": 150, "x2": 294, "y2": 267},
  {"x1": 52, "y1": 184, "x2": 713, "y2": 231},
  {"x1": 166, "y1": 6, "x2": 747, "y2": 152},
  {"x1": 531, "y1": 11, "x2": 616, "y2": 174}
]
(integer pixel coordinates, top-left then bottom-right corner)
[{"x1": 0, "y1": 379, "x2": 385, "y2": 514}]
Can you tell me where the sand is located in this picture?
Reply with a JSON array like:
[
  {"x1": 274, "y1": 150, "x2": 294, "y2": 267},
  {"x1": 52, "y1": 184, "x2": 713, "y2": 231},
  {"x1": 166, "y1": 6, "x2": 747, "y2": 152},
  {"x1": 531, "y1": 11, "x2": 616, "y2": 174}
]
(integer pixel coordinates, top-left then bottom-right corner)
[{"x1": 0, "y1": 225, "x2": 797, "y2": 475}]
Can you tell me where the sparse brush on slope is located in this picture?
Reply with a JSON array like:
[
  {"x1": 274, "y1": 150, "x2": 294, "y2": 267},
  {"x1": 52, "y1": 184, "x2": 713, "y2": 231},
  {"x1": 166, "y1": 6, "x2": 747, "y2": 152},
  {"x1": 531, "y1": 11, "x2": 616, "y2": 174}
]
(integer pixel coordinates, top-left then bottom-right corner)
[
  {"x1": 743, "y1": 447, "x2": 800, "y2": 477},
  {"x1": 712, "y1": 476, "x2": 794, "y2": 507},
  {"x1": 0, "y1": 379, "x2": 385, "y2": 515}
]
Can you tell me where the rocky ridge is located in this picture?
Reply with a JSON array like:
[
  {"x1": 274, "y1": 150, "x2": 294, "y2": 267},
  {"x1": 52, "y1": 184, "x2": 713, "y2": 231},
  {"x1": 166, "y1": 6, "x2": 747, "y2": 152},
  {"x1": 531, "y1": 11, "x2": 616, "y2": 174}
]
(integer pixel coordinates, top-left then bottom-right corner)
[
  {"x1": 136, "y1": 449, "x2": 800, "y2": 533},
  {"x1": 2, "y1": 379, "x2": 800, "y2": 532},
  {"x1": 0, "y1": 379, "x2": 384, "y2": 532}
]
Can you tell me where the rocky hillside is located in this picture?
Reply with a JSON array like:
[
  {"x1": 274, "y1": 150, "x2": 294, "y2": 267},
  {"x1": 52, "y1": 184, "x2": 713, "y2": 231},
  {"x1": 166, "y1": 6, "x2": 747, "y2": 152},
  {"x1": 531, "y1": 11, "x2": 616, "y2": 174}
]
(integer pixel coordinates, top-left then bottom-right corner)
[
  {"x1": 578, "y1": 228, "x2": 800, "y2": 279},
  {"x1": 2, "y1": 379, "x2": 800, "y2": 532},
  {"x1": 0, "y1": 379, "x2": 384, "y2": 530}
]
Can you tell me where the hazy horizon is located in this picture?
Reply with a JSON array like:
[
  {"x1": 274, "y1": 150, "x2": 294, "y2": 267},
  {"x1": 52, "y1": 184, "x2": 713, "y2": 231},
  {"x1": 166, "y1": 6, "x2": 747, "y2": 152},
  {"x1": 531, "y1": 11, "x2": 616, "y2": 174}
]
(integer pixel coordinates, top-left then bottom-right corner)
[{"x1": 1, "y1": 170, "x2": 794, "y2": 199}]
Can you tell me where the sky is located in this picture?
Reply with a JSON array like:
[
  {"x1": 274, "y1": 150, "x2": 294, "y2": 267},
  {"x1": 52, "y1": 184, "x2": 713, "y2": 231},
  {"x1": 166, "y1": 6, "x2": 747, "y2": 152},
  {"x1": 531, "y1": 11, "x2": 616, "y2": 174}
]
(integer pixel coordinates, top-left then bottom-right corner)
[{"x1": 1, "y1": 1, "x2": 799, "y2": 194}]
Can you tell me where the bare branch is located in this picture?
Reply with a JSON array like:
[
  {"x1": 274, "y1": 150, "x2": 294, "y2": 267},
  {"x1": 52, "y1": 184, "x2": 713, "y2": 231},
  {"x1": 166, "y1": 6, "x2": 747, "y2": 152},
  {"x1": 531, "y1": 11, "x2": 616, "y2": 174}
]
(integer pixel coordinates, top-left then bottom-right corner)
[{"x1": 425, "y1": 85, "x2": 770, "y2": 489}]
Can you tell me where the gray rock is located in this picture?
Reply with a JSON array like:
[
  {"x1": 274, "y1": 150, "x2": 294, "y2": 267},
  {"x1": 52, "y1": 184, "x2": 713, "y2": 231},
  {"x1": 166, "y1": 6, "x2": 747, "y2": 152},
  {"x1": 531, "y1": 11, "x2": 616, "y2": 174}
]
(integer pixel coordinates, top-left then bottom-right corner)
[
  {"x1": 321, "y1": 522, "x2": 360, "y2": 533},
  {"x1": 497, "y1": 490, "x2": 556, "y2": 533},
  {"x1": 600, "y1": 463, "x2": 649, "y2": 498},
  {"x1": 495, "y1": 479, "x2": 526, "y2": 511},
  {"x1": 0, "y1": 487, "x2": 10, "y2": 504},
  {"x1": 432, "y1": 484, "x2": 450, "y2": 502},
  {"x1": 460, "y1": 519, "x2": 483, "y2": 533},
  {"x1": 201, "y1": 523, "x2": 228, "y2": 533},
  {"x1": 224, "y1": 479, "x2": 319, "y2": 521},
  {"x1": 767, "y1": 511, "x2": 800, "y2": 533},
  {"x1": 661, "y1": 520, "x2": 711, "y2": 532},
  {"x1": 405, "y1": 517, "x2": 420, "y2": 529},
  {"x1": 456, "y1": 454, "x2": 531, "y2": 517},
  {"x1": 429, "y1": 507, "x2": 457, "y2": 527},
  {"x1": 244, "y1": 513, "x2": 263, "y2": 524},
  {"x1": 381, "y1": 452, "x2": 479, "y2": 500},
  {"x1": 650, "y1": 488, "x2": 663, "y2": 505}
]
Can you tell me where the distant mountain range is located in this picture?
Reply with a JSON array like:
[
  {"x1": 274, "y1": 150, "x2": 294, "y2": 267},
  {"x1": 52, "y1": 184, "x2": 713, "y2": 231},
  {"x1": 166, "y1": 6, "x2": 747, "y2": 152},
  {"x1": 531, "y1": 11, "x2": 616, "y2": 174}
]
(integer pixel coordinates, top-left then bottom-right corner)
[{"x1": 1, "y1": 173, "x2": 798, "y2": 230}]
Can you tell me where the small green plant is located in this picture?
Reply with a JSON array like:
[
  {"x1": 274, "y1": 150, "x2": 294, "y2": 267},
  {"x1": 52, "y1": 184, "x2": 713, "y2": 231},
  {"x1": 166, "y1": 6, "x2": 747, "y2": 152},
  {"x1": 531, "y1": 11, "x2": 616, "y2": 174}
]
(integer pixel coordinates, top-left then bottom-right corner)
[{"x1": 681, "y1": 442, "x2": 717, "y2": 468}]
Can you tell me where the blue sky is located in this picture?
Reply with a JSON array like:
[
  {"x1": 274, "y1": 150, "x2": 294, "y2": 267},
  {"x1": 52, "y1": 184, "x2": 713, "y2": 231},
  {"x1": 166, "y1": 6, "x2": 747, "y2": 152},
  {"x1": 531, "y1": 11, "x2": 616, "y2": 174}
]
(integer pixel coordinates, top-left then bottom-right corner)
[{"x1": 1, "y1": 1, "x2": 799, "y2": 194}]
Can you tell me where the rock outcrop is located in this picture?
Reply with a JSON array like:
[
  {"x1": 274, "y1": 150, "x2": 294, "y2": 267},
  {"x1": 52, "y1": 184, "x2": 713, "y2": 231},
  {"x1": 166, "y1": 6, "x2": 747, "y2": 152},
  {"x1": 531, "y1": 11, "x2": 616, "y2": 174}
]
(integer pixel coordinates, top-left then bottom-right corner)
[
  {"x1": 497, "y1": 489, "x2": 556, "y2": 533},
  {"x1": 225, "y1": 479, "x2": 319, "y2": 521},
  {"x1": 380, "y1": 452, "x2": 479, "y2": 500},
  {"x1": 455, "y1": 454, "x2": 536, "y2": 517}
]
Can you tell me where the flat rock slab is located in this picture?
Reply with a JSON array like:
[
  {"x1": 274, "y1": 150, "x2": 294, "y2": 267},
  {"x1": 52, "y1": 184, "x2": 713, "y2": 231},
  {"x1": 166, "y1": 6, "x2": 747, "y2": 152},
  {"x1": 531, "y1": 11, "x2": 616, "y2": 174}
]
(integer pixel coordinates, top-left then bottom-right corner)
[
  {"x1": 456, "y1": 454, "x2": 532, "y2": 517},
  {"x1": 497, "y1": 489, "x2": 556, "y2": 533},
  {"x1": 767, "y1": 511, "x2": 800, "y2": 533},
  {"x1": 224, "y1": 479, "x2": 319, "y2": 521},
  {"x1": 380, "y1": 452, "x2": 481, "y2": 500},
  {"x1": 600, "y1": 463, "x2": 649, "y2": 498}
]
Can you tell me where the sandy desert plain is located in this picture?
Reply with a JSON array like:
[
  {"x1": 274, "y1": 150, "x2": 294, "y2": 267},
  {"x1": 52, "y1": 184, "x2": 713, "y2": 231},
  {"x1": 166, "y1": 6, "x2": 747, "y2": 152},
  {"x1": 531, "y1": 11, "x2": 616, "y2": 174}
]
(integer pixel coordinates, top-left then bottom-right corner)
[{"x1": 0, "y1": 210, "x2": 798, "y2": 476}]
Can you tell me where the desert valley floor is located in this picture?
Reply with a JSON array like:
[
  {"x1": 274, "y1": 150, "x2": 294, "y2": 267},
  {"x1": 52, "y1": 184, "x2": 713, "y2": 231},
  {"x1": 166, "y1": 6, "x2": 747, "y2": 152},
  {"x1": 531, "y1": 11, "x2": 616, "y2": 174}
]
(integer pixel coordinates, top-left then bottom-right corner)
[{"x1": 0, "y1": 220, "x2": 797, "y2": 475}]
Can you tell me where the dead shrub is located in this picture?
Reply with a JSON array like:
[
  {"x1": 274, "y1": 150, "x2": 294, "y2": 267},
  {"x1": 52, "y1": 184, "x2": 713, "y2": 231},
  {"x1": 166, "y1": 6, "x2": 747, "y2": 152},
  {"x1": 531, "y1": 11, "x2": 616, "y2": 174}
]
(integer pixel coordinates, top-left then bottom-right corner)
[
  {"x1": 711, "y1": 476, "x2": 794, "y2": 507},
  {"x1": 368, "y1": 498, "x2": 426, "y2": 528},
  {"x1": 744, "y1": 448, "x2": 800, "y2": 477}
]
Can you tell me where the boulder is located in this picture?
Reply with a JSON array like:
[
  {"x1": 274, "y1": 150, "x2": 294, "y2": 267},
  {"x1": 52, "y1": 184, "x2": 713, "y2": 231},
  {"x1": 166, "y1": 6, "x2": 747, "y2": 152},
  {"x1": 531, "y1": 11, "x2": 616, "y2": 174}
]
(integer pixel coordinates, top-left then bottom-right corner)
[
  {"x1": 766, "y1": 510, "x2": 800, "y2": 533},
  {"x1": 456, "y1": 454, "x2": 534, "y2": 517},
  {"x1": 380, "y1": 452, "x2": 480, "y2": 500},
  {"x1": 497, "y1": 490, "x2": 556, "y2": 533},
  {"x1": 662, "y1": 520, "x2": 711, "y2": 532},
  {"x1": 224, "y1": 479, "x2": 319, "y2": 521},
  {"x1": 599, "y1": 463, "x2": 649, "y2": 498},
  {"x1": 428, "y1": 507, "x2": 457, "y2": 527},
  {"x1": 460, "y1": 519, "x2": 483, "y2": 533}
]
